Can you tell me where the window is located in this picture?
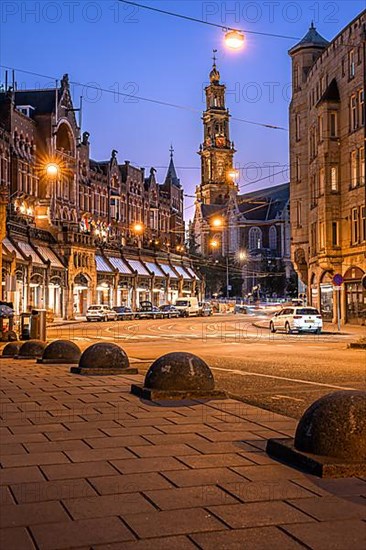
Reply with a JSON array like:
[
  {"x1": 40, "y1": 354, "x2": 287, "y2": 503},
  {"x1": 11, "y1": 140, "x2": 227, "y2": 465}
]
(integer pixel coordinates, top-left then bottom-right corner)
[
  {"x1": 311, "y1": 222, "x2": 318, "y2": 255},
  {"x1": 295, "y1": 114, "x2": 301, "y2": 141},
  {"x1": 310, "y1": 174, "x2": 317, "y2": 207},
  {"x1": 248, "y1": 227, "x2": 262, "y2": 250},
  {"x1": 319, "y1": 167, "x2": 325, "y2": 195},
  {"x1": 352, "y1": 207, "x2": 359, "y2": 243},
  {"x1": 319, "y1": 222, "x2": 325, "y2": 250},
  {"x1": 331, "y1": 166, "x2": 338, "y2": 191},
  {"x1": 318, "y1": 115, "x2": 323, "y2": 141},
  {"x1": 351, "y1": 150, "x2": 357, "y2": 187},
  {"x1": 296, "y1": 200, "x2": 302, "y2": 227},
  {"x1": 296, "y1": 155, "x2": 301, "y2": 182},
  {"x1": 269, "y1": 226, "x2": 277, "y2": 250},
  {"x1": 294, "y1": 64, "x2": 299, "y2": 89},
  {"x1": 359, "y1": 90, "x2": 364, "y2": 126},
  {"x1": 351, "y1": 95, "x2": 357, "y2": 130},
  {"x1": 361, "y1": 206, "x2": 365, "y2": 242},
  {"x1": 332, "y1": 222, "x2": 339, "y2": 247},
  {"x1": 360, "y1": 147, "x2": 365, "y2": 185},
  {"x1": 349, "y1": 49, "x2": 355, "y2": 78},
  {"x1": 330, "y1": 112, "x2": 338, "y2": 137}
]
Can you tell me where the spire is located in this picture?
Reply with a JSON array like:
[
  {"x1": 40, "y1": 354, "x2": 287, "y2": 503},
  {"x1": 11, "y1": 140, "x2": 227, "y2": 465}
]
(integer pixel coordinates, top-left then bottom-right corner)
[
  {"x1": 209, "y1": 49, "x2": 220, "y2": 84},
  {"x1": 165, "y1": 145, "x2": 181, "y2": 188},
  {"x1": 289, "y1": 22, "x2": 329, "y2": 54}
]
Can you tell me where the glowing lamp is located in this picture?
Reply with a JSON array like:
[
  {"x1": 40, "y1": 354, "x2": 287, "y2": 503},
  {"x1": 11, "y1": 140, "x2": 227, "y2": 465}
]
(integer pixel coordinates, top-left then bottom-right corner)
[
  {"x1": 46, "y1": 163, "x2": 59, "y2": 177},
  {"x1": 225, "y1": 30, "x2": 245, "y2": 50},
  {"x1": 211, "y1": 216, "x2": 224, "y2": 228}
]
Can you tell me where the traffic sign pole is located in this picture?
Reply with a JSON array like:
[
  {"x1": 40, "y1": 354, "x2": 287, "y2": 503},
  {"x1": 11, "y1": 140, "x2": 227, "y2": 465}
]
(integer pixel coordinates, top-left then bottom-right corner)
[{"x1": 332, "y1": 274, "x2": 344, "y2": 332}]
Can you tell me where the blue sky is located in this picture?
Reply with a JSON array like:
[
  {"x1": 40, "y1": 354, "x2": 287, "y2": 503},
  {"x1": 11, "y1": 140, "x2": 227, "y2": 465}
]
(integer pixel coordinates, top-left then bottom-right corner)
[{"x1": 1, "y1": 0, "x2": 364, "y2": 217}]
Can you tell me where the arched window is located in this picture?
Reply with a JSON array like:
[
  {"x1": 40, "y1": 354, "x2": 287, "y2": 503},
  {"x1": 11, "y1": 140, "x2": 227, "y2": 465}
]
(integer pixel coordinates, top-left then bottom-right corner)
[
  {"x1": 269, "y1": 226, "x2": 277, "y2": 250},
  {"x1": 249, "y1": 227, "x2": 262, "y2": 251}
]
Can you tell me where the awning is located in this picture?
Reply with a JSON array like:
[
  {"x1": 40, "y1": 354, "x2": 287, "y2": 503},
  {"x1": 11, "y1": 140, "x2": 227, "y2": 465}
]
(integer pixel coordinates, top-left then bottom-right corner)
[
  {"x1": 158, "y1": 263, "x2": 179, "y2": 279},
  {"x1": 184, "y1": 266, "x2": 200, "y2": 280},
  {"x1": 108, "y1": 256, "x2": 133, "y2": 275},
  {"x1": 96, "y1": 255, "x2": 113, "y2": 273},
  {"x1": 144, "y1": 261, "x2": 166, "y2": 278},
  {"x1": 172, "y1": 265, "x2": 192, "y2": 280},
  {"x1": 17, "y1": 241, "x2": 46, "y2": 265},
  {"x1": 3, "y1": 238, "x2": 24, "y2": 261},
  {"x1": 36, "y1": 246, "x2": 64, "y2": 269},
  {"x1": 127, "y1": 259, "x2": 150, "y2": 277}
]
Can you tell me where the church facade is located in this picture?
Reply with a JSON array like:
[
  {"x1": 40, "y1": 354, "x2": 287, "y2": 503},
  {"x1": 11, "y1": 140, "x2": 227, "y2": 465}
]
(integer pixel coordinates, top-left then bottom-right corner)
[
  {"x1": 0, "y1": 75, "x2": 200, "y2": 319},
  {"x1": 193, "y1": 59, "x2": 293, "y2": 298}
]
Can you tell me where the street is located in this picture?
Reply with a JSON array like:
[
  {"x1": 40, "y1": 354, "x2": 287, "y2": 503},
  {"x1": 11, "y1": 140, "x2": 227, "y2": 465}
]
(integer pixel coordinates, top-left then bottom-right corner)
[{"x1": 48, "y1": 313, "x2": 366, "y2": 420}]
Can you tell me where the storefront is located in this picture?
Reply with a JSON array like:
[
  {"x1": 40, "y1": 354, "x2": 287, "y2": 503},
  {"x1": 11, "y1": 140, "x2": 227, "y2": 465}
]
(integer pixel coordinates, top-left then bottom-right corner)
[
  {"x1": 143, "y1": 261, "x2": 167, "y2": 306},
  {"x1": 319, "y1": 272, "x2": 333, "y2": 321},
  {"x1": 126, "y1": 258, "x2": 151, "y2": 307},
  {"x1": 344, "y1": 267, "x2": 366, "y2": 325},
  {"x1": 73, "y1": 273, "x2": 90, "y2": 315},
  {"x1": 96, "y1": 255, "x2": 114, "y2": 306},
  {"x1": 172, "y1": 264, "x2": 194, "y2": 297},
  {"x1": 36, "y1": 245, "x2": 66, "y2": 318},
  {"x1": 107, "y1": 256, "x2": 134, "y2": 307}
]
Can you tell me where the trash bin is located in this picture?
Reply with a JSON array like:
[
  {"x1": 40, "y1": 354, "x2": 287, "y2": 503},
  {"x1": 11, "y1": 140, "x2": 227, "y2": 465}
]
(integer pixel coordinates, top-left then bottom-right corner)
[
  {"x1": 30, "y1": 309, "x2": 47, "y2": 341},
  {"x1": 20, "y1": 313, "x2": 31, "y2": 340}
]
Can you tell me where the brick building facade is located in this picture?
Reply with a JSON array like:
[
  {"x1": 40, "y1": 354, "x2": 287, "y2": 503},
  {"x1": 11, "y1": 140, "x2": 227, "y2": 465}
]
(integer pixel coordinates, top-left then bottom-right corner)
[
  {"x1": 289, "y1": 14, "x2": 366, "y2": 324},
  {"x1": 0, "y1": 75, "x2": 200, "y2": 319}
]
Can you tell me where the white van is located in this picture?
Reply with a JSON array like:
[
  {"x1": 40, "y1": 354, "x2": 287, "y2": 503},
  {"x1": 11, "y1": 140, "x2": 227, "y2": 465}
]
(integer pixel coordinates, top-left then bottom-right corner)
[{"x1": 174, "y1": 297, "x2": 200, "y2": 317}]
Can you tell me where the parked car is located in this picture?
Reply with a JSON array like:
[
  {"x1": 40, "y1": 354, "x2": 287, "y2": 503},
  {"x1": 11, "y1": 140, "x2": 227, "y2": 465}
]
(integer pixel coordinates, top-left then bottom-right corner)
[
  {"x1": 113, "y1": 306, "x2": 135, "y2": 321},
  {"x1": 86, "y1": 305, "x2": 118, "y2": 322},
  {"x1": 199, "y1": 302, "x2": 213, "y2": 317},
  {"x1": 174, "y1": 297, "x2": 200, "y2": 317},
  {"x1": 159, "y1": 305, "x2": 180, "y2": 318},
  {"x1": 136, "y1": 301, "x2": 164, "y2": 320},
  {"x1": 270, "y1": 307, "x2": 322, "y2": 334}
]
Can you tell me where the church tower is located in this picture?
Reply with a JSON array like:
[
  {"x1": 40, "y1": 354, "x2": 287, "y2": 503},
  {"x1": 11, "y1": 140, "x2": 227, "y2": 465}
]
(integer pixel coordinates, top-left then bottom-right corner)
[{"x1": 197, "y1": 52, "x2": 237, "y2": 205}]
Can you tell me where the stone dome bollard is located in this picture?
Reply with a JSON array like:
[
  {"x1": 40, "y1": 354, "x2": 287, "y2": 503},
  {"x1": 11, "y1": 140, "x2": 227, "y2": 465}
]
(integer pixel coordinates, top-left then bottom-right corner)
[
  {"x1": 38, "y1": 340, "x2": 81, "y2": 364},
  {"x1": 131, "y1": 352, "x2": 225, "y2": 401},
  {"x1": 70, "y1": 342, "x2": 138, "y2": 376},
  {"x1": 266, "y1": 390, "x2": 366, "y2": 478},
  {"x1": 1, "y1": 341, "x2": 21, "y2": 358},
  {"x1": 17, "y1": 340, "x2": 47, "y2": 359}
]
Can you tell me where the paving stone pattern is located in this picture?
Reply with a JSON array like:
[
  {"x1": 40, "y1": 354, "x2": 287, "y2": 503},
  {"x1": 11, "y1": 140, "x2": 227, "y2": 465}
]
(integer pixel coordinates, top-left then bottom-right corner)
[{"x1": 0, "y1": 361, "x2": 365, "y2": 549}]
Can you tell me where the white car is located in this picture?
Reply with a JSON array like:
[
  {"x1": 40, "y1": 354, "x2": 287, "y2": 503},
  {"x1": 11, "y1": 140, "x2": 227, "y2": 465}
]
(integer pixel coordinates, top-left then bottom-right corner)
[
  {"x1": 86, "y1": 305, "x2": 117, "y2": 322},
  {"x1": 270, "y1": 307, "x2": 323, "y2": 334}
]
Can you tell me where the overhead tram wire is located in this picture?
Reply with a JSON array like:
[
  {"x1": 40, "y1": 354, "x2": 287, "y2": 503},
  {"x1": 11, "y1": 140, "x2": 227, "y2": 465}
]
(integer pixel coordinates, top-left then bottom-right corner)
[
  {"x1": 118, "y1": 0, "x2": 301, "y2": 41},
  {"x1": 0, "y1": 64, "x2": 288, "y2": 132}
]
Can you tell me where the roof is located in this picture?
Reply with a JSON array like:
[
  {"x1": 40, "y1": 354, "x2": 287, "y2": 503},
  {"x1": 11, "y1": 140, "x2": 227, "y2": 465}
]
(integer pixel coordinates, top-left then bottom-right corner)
[
  {"x1": 171, "y1": 265, "x2": 192, "y2": 280},
  {"x1": 36, "y1": 246, "x2": 64, "y2": 269},
  {"x1": 318, "y1": 78, "x2": 340, "y2": 103},
  {"x1": 108, "y1": 256, "x2": 133, "y2": 275},
  {"x1": 95, "y1": 255, "x2": 113, "y2": 273},
  {"x1": 237, "y1": 183, "x2": 289, "y2": 221},
  {"x1": 165, "y1": 150, "x2": 181, "y2": 188},
  {"x1": 11, "y1": 89, "x2": 61, "y2": 116},
  {"x1": 289, "y1": 22, "x2": 329, "y2": 54},
  {"x1": 17, "y1": 241, "x2": 46, "y2": 265},
  {"x1": 127, "y1": 259, "x2": 150, "y2": 277},
  {"x1": 144, "y1": 261, "x2": 166, "y2": 278},
  {"x1": 200, "y1": 203, "x2": 225, "y2": 219}
]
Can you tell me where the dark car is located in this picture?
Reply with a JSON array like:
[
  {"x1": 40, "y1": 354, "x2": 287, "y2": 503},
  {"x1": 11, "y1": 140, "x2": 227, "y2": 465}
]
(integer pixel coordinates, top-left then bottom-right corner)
[
  {"x1": 136, "y1": 301, "x2": 163, "y2": 320},
  {"x1": 159, "y1": 305, "x2": 180, "y2": 318},
  {"x1": 199, "y1": 302, "x2": 213, "y2": 317},
  {"x1": 113, "y1": 306, "x2": 135, "y2": 321}
]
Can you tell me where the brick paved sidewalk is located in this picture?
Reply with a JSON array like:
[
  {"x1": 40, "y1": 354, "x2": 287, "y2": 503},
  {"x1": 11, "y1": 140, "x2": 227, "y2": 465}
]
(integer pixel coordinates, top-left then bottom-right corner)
[{"x1": 0, "y1": 360, "x2": 365, "y2": 550}]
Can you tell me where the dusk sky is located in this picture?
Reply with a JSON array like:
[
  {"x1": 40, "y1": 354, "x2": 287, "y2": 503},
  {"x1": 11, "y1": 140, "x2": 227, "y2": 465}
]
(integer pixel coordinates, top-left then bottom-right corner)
[{"x1": 1, "y1": 0, "x2": 364, "y2": 218}]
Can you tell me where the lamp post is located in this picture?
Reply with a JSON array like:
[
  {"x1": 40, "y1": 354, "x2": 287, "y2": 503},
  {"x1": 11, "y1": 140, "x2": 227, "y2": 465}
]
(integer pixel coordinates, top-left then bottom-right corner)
[
  {"x1": 132, "y1": 222, "x2": 144, "y2": 248},
  {"x1": 224, "y1": 30, "x2": 245, "y2": 50}
]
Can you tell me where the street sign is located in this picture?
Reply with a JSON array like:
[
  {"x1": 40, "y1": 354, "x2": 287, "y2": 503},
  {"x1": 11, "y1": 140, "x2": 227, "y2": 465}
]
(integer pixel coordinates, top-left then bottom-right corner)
[
  {"x1": 333, "y1": 273, "x2": 344, "y2": 286},
  {"x1": 227, "y1": 285, "x2": 232, "y2": 291}
]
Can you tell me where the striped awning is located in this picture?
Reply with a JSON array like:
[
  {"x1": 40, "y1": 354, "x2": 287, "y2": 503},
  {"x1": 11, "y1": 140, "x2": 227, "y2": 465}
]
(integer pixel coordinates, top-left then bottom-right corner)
[
  {"x1": 127, "y1": 259, "x2": 150, "y2": 277},
  {"x1": 184, "y1": 266, "x2": 200, "y2": 280},
  {"x1": 17, "y1": 242, "x2": 46, "y2": 265},
  {"x1": 158, "y1": 263, "x2": 179, "y2": 279},
  {"x1": 96, "y1": 255, "x2": 113, "y2": 273},
  {"x1": 144, "y1": 261, "x2": 166, "y2": 278},
  {"x1": 3, "y1": 238, "x2": 25, "y2": 261},
  {"x1": 172, "y1": 265, "x2": 192, "y2": 280},
  {"x1": 36, "y1": 246, "x2": 64, "y2": 269},
  {"x1": 108, "y1": 256, "x2": 133, "y2": 275}
]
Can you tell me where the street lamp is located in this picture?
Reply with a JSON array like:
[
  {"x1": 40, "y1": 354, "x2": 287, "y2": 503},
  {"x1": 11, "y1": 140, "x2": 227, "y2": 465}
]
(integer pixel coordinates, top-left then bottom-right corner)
[
  {"x1": 225, "y1": 30, "x2": 245, "y2": 50},
  {"x1": 228, "y1": 168, "x2": 239, "y2": 182},
  {"x1": 132, "y1": 222, "x2": 144, "y2": 235},
  {"x1": 211, "y1": 216, "x2": 225, "y2": 229},
  {"x1": 209, "y1": 239, "x2": 219, "y2": 249},
  {"x1": 45, "y1": 162, "x2": 59, "y2": 178}
]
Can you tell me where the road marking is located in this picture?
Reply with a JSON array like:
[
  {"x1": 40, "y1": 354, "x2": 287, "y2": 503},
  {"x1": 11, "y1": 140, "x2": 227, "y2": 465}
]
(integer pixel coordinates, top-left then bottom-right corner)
[
  {"x1": 272, "y1": 395, "x2": 305, "y2": 402},
  {"x1": 211, "y1": 366, "x2": 357, "y2": 391}
]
